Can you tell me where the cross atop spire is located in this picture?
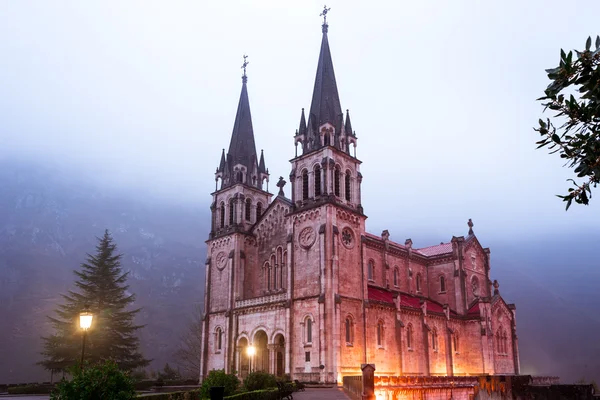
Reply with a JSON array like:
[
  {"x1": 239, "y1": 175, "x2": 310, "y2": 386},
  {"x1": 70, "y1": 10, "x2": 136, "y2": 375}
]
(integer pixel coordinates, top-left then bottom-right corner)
[
  {"x1": 241, "y1": 54, "x2": 249, "y2": 83},
  {"x1": 320, "y1": 5, "x2": 331, "y2": 33}
]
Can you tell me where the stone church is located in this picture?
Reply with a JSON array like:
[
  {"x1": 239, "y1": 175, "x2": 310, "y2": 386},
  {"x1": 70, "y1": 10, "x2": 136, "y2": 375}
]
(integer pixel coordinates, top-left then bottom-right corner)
[{"x1": 200, "y1": 12, "x2": 520, "y2": 384}]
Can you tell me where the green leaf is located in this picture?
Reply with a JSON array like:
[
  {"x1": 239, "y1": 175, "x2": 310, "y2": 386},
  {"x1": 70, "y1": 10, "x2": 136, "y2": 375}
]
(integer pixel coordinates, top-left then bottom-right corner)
[
  {"x1": 552, "y1": 133, "x2": 561, "y2": 143},
  {"x1": 596, "y1": 35, "x2": 600, "y2": 50},
  {"x1": 586, "y1": 36, "x2": 592, "y2": 51}
]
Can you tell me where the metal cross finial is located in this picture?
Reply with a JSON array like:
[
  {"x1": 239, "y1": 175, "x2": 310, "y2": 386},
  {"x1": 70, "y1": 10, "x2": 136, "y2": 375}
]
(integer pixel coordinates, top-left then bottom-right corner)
[
  {"x1": 241, "y1": 54, "x2": 249, "y2": 83},
  {"x1": 320, "y1": 5, "x2": 331, "y2": 24}
]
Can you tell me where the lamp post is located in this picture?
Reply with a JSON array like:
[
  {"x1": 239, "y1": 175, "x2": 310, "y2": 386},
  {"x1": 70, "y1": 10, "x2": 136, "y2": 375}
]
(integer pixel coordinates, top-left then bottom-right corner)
[
  {"x1": 79, "y1": 306, "x2": 93, "y2": 368},
  {"x1": 247, "y1": 345, "x2": 256, "y2": 374}
]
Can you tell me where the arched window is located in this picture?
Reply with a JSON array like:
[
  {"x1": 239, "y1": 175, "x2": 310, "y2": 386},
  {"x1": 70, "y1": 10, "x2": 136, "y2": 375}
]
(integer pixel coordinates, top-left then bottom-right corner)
[
  {"x1": 345, "y1": 171, "x2": 351, "y2": 201},
  {"x1": 368, "y1": 260, "x2": 374, "y2": 281},
  {"x1": 416, "y1": 273, "x2": 422, "y2": 292},
  {"x1": 245, "y1": 199, "x2": 251, "y2": 222},
  {"x1": 345, "y1": 316, "x2": 354, "y2": 344},
  {"x1": 215, "y1": 327, "x2": 223, "y2": 352},
  {"x1": 314, "y1": 165, "x2": 321, "y2": 197},
  {"x1": 377, "y1": 321, "x2": 384, "y2": 347},
  {"x1": 271, "y1": 255, "x2": 276, "y2": 290},
  {"x1": 431, "y1": 329, "x2": 438, "y2": 351},
  {"x1": 334, "y1": 168, "x2": 340, "y2": 197},
  {"x1": 282, "y1": 251, "x2": 287, "y2": 288},
  {"x1": 393, "y1": 268, "x2": 399, "y2": 287},
  {"x1": 219, "y1": 202, "x2": 225, "y2": 228},
  {"x1": 302, "y1": 170, "x2": 309, "y2": 201},
  {"x1": 237, "y1": 171, "x2": 243, "y2": 182},
  {"x1": 256, "y1": 202, "x2": 263, "y2": 220},
  {"x1": 306, "y1": 318, "x2": 313, "y2": 343},
  {"x1": 229, "y1": 199, "x2": 235, "y2": 225},
  {"x1": 440, "y1": 275, "x2": 446, "y2": 292},
  {"x1": 407, "y1": 324, "x2": 413, "y2": 349},
  {"x1": 265, "y1": 262, "x2": 271, "y2": 291}
]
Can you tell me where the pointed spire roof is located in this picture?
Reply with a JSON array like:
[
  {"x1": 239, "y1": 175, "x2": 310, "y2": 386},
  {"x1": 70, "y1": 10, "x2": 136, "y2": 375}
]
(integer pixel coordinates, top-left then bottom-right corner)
[
  {"x1": 227, "y1": 76, "x2": 257, "y2": 169},
  {"x1": 344, "y1": 109, "x2": 353, "y2": 136},
  {"x1": 299, "y1": 108, "x2": 307, "y2": 136},
  {"x1": 259, "y1": 149, "x2": 266, "y2": 172},
  {"x1": 218, "y1": 148, "x2": 226, "y2": 171},
  {"x1": 307, "y1": 11, "x2": 343, "y2": 142}
]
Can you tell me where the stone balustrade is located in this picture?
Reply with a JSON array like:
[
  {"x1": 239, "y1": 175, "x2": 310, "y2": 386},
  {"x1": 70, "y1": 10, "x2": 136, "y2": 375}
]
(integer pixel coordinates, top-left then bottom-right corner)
[{"x1": 235, "y1": 293, "x2": 287, "y2": 308}]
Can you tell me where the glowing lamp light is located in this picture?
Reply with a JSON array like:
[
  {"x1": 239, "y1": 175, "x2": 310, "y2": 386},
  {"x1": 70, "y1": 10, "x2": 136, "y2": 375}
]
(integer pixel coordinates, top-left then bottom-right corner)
[
  {"x1": 79, "y1": 311, "x2": 93, "y2": 330},
  {"x1": 247, "y1": 346, "x2": 256, "y2": 356}
]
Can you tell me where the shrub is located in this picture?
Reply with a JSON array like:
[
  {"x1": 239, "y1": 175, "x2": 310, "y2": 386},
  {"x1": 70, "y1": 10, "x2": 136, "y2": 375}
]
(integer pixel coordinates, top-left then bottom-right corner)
[
  {"x1": 133, "y1": 380, "x2": 155, "y2": 391},
  {"x1": 138, "y1": 390, "x2": 200, "y2": 400},
  {"x1": 200, "y1": 369, "x2": 240, "y2": 399},
  {"x1": 50, "y1": 360, "x2": 136, "y2": 400},
  {"x1": 243, "y1": 372, "x2": 277, "y2": 392},
  {"x1": 224, "y1": 388, "x2": 279, "y2": 400},
  {"x1": 7, "y1": 384, "x2": 54, "y2": 395}
]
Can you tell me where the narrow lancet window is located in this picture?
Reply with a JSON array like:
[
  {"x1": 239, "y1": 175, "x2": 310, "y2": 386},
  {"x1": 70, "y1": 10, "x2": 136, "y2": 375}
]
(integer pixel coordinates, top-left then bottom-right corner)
[
  {"x1": 314, "y1": 165, "x2": 321, "y2": 197},
  {"x1": 302, "y1": 170, "x2": 309, "y2": 200},
  {"x1": 334, "y1": 168, "x2": 340, "y2": 197},
  {"x1": 245, "y1": 199, "x2": 251, "y2": 221},
  {"x1": 345, "y1": 171, "x2": 351, "y2": 201}
]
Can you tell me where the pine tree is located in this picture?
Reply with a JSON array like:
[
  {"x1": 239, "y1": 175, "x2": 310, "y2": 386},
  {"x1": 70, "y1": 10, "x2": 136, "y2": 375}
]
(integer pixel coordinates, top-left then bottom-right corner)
[{"x1": 39, "y1": 230, "x2": 150, "y2": 372}]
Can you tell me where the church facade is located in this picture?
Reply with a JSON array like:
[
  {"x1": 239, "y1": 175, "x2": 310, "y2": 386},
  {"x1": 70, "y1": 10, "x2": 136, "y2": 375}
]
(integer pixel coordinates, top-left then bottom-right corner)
[{"x1": 200, "y1": 14, "x2": 520, "y2": 384}]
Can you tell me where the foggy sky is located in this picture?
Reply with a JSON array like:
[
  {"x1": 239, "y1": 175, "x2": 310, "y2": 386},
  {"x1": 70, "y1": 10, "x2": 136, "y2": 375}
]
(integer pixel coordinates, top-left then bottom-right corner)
[{"x1": 1, "y1": 1, "x2": 600, "y2": 245}]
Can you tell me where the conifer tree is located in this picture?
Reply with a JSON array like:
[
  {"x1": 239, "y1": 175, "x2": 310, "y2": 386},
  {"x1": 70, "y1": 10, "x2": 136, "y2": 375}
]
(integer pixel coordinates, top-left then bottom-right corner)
[{"x1": 39, "y1": 230, "x2": 150, "y2": 372}]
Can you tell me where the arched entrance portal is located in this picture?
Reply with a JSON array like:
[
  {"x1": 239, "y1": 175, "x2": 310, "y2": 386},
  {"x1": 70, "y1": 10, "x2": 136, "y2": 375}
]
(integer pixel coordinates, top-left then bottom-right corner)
[
  {"x1": 274, "y1": 334, "x2": 285, "y2": 377},
  {"x1": 253, "y1": 330, "x2": 269, "y2": 373},
  {"x1": 237, "y1": 337, "x2": 250, "y2": 379}
]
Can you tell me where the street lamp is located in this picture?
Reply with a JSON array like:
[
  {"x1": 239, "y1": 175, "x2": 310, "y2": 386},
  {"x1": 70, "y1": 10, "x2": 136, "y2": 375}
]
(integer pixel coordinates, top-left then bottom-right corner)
[
  {"x1": 247, "y1": 345, "x2": 256, "y2": 373},
  {"x1": 79, "y1": 306, "x2": 93, "y2": 368}
]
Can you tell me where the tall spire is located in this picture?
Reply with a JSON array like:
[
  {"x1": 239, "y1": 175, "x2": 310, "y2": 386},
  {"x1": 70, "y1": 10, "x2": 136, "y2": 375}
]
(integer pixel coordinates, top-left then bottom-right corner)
[
  {"x1": 216, "y1": 55, "x2": 268, "y2": 190},
  {"x1": 307, "y1": 5, "x2": 343, "y2": 149},
  {"x1": 227, "y1": 59, "x2": 256, "y2": 170}
]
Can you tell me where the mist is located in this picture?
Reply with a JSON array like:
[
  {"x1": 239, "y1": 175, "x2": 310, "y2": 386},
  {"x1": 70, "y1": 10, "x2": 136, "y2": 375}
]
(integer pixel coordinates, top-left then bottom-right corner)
[{"x1": 1, "y1": 0, "x2": 599, "y2": 384}]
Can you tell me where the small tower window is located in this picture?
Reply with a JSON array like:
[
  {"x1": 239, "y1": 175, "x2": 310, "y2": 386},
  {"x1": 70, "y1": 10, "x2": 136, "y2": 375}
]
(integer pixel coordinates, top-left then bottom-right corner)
[
  {"x1": 334, "y1": 168, "x2": 340, "y2": 197},
  {"x1": 345, "y1": 171, "x2": 351, "y2": 201},
  {"x1": 229, "y1": 199, "x2": 235, "y2": 225},
  {"x1": 345, "y1": 316, "x2": 354, "y2": 344},
  {"x1": 237, "y1": 171, "x2": 243, "y2": 183},
  {"x1": 219, "y1": 202, "x2": 225, "y2": 228},
  {"x1": 407, "y1": 324, "x2": 413, "y2": 349},
  {"x1": 272, "y1": 254, "x2": 277, "y2": 290},
  {"x1": 416, "y1": 273, "x2": 422, "y2": 292},
  {"x1": 377, "y1": 321, "x2": 384, "y2": 347},
  {"x1": 256, "y1": 202, "x2": 263, "y2": 220},
  {"x1": 393, "y1": 268, "x2": 399, "y2": 287},
  {"x1": 302, "y1": 170, "x2": 309, "y2": 201},
  {"x1": 266, "y1": 262, "x2": 271, "y2": 291},
  {"x1": 314, "y1": 165, "x2": 321, "y2": 197},
  {"x1": 440, "y1": 275, "x2": 446, "y2": 292},
  {"x1": 368, "y1": 260, "x2": 374, "y2": 281},
  {"x1": 215, "y1": 327, "x2": 223, "y2": 352},
  {"x1": 245, "y1": 199, "x2": 251, "y2": 221},
  {"x1": 306, "y1": 318, "x2": 312, "y2": 343},
  {"x1": 432, "y1": 329, "x2": 438, "y2": 351}
]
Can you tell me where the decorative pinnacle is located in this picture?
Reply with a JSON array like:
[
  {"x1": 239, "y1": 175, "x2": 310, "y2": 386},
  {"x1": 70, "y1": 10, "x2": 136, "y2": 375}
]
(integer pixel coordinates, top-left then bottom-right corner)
[
  {"x1": 467, "y1": 218, "x2": 474, "y2": 235},
  {"x1": 241, "y1": 54, "x2": 249, "y2": 83},
  {"x1": 320, "y1": 5, "x2": 331, "y2": 33}
]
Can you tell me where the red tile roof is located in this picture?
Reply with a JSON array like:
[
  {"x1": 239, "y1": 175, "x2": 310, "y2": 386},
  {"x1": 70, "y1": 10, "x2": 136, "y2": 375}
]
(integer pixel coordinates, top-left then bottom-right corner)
[
  {"x1": 368, "y1": 286, "x2": 394, "y2": 304},
  {"x1": 400, "y1": 294, "x2": 421, "y2": 309},
  {"x1": 467, "y1": 303, "x2": 480, "y2": 316},
  {"x1": 415, "y1": 242, "x2": 453, "y2": 257}
]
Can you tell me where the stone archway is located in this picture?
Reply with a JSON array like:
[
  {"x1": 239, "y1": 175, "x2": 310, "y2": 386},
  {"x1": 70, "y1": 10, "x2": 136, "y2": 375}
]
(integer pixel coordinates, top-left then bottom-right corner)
[
  {"x1": 273, "y1": 334, "x2": 285, "y2": 377},
  {"x1": 237, "y1": 337, "x2": 250, "y2": 379},
  {"x1": 253, "y1": 330, "x2": 269, "y2": 373}
]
